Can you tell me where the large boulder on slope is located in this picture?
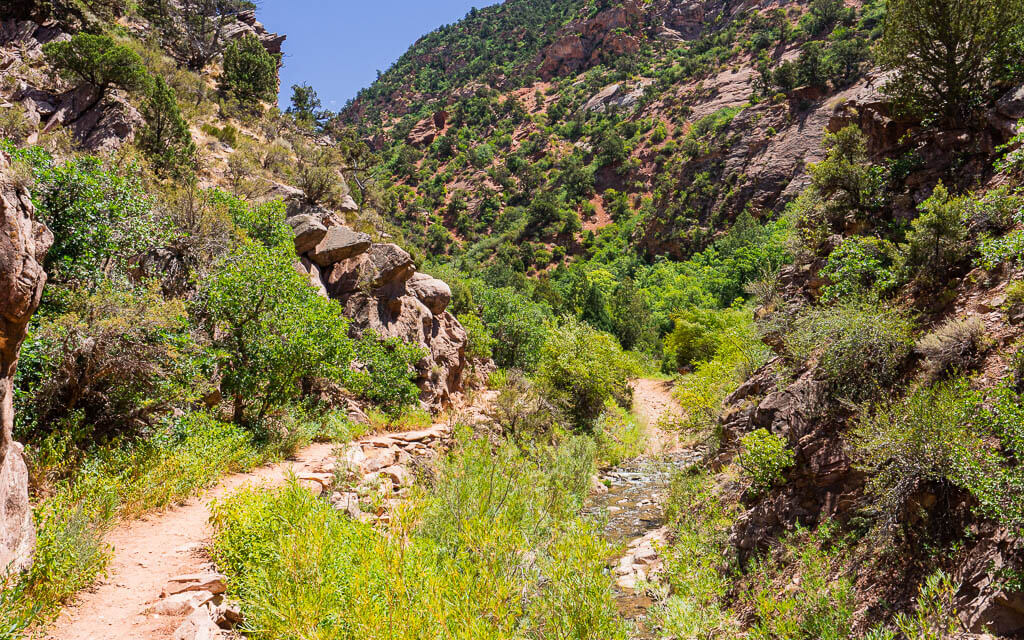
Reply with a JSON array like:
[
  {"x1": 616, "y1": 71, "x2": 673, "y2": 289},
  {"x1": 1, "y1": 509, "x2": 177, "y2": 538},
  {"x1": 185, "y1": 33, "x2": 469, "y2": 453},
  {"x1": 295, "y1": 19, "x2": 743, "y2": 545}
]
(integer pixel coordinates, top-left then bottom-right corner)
[
  {"x1": 323, "y1": 243, "x2": 415, "y2": 296},
  {"x1": 309, "y1": 226, "x2": 372, "y2": 267},
  {"x1": 288, "y1": 214, "x2": 328, "y2": 254},
  {"x1": 0, "y1": 151, "x2": 52, "y2": 573},
  {"x1": 405, "y1": 272, "x2": 452, "y2": 315}
]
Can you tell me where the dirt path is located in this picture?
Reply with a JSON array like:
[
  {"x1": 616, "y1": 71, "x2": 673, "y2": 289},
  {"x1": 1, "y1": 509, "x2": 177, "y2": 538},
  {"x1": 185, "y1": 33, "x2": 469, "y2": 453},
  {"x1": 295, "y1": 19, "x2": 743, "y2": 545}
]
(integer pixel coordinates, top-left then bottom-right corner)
[
  {"x1": 631, "y1": 377, "x2": 683, "y2": 455},
  {"x1": 42, "y1": 442, "x2": 337, "y2": 640}
]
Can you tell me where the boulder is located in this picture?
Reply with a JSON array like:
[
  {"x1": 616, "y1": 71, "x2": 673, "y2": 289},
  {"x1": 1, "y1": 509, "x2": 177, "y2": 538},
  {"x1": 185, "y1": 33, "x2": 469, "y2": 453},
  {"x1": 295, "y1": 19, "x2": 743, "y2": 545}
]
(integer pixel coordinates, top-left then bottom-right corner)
[
  {"x1": 996, "y1": 84, "x2": 1024, "y2": 122},
  {"x1": 288, "y1": 214, "x2": 328, "y2": 254},
  {"x1": 1, "y1": 151, "x2": 51, "y2": 574},
  {"x1": 309, "y1": 226, "x2": 372, "y2": 267},
  {"x1": 324, "y1": 243, "x2": 415, "y2": 296},
  {"x1": 405, "y1": 272, "x2": 452, "y2": 314},
  {"x1": 162, "y1": 573, "x2": 228, "y2": 598},
  {"x1": 171, "y1": 605, "x2": 223, "y2": 640}
]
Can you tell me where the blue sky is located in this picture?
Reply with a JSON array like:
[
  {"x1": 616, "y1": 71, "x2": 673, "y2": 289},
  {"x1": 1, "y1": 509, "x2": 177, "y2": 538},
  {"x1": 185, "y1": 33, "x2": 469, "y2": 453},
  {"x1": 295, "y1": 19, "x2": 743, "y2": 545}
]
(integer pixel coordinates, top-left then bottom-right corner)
[{"x1": 257, "y1": 1, "x2": 501, "y2": 111}]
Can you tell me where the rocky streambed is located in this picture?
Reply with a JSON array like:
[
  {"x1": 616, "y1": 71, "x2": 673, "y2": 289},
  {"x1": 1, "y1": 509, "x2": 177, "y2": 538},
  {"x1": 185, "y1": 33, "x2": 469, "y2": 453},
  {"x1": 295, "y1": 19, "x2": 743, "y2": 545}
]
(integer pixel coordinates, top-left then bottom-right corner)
[{"x1": 585, "y1": 448, "x2": 704, "y2": 638}]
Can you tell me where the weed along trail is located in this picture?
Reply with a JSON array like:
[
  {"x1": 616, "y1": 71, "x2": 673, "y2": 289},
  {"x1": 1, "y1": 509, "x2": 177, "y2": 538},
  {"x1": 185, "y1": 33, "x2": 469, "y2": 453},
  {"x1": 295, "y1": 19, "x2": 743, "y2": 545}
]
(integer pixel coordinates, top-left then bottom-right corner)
[{"x1": 585, "y1": 378, "x2": 700, "y2": 638}]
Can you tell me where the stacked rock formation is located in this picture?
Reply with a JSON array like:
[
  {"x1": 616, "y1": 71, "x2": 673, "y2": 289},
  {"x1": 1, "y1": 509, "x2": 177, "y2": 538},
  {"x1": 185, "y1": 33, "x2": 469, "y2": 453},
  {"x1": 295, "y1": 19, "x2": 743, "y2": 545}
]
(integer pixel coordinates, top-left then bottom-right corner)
[
  {"x1": 0, "y1": 151, "x2": 52, "y2": 573},
  {"x1": 288, "y1": 210, "x2": 468, "y2": 408}
]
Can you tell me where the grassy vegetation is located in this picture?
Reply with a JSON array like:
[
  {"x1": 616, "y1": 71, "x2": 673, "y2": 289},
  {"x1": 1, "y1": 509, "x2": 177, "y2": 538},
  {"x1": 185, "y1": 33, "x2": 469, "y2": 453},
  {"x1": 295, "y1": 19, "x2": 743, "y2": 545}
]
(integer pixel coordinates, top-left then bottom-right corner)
[{"x1": 211, "y1": 431, "x2": 627, "y2": 640}]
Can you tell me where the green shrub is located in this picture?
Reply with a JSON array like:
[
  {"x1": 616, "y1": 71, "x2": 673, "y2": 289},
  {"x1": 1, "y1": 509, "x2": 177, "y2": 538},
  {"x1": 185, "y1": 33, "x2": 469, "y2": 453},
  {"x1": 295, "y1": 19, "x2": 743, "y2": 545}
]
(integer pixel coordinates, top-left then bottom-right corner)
[
  {"x1": 901, "y1": 182, "x2": 972, "y2": 287},
  {"x1": 820, "y1": 236, "x2": 899, "y2": 302},
  {"x1": 219, "y1": 33, "x2": 278, "y2": 110},
  {"x1": 786, "y1": 301, "x2": 914, "y2": 402},
  {"x1": 347, "y1": 331, "x2": 424, "y2": 415},
  {"x1": 196, "y1": 240, "x2": 354, "y2": 428},
  {"x1": 593, "y1": 402, "x2": 646, "y2": 467},
  {"x1": 535, "y1": 317, "x2": 640, "y2": 429},
  {"x1": 893, "y1": 571, "x2": 963, "y2": 640},
  {"x1": 664, "y1": 307, "x2": 732, "y2": 370},
  {"x1": 739, "y1": 429, "x2": 795, "y2": 494},
  {"x1": 457, "y1": 311, "x2": 496, "y2": 360},
  {"x1": 477, "y1": 286, "x2": 552, "y2": 370},
  {"x1": 18, "y1": 149, "x2": 169, "y2": 289}
]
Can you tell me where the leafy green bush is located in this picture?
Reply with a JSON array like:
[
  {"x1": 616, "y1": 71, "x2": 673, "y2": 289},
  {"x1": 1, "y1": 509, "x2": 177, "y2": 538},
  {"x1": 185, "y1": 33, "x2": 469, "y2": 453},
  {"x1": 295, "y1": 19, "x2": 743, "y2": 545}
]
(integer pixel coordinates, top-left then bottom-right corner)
[
  {"x1": 820, "y1": 236, "x2": 899, "y2": 302},
  {"x1": 219, "y1": 33, "x2": 278, "y2": 110},
  {"x1": 477, "y1": 286, "x2": 552, "y2": 370},
  {"x1": 850, "y1": 380, "x2": 1024, "y2": 533},
  {"x1": 739, "y1": 429, "x2": 795, "y2": 494},
  {"x1": 348, "y1": 331, "x2": 424, "y2": 415},
  {"x1": 13, "y1": 148, "x2": 168, "y2": 289},
  {"x1": 457, "y1": 311, "x2": 496, "y2": 360},
  {"x1": 535, "y1": 317, "x2": 640, "y2": 429},
  {"x1": 196, "y1": 240, "x2": 354, "y2": 428},
  {"x1": 786, "y1": 301, "x2": 914, "y2": 402},
  {"x1": 593, "y1": 402, "x2": 646, "y2": 467}
]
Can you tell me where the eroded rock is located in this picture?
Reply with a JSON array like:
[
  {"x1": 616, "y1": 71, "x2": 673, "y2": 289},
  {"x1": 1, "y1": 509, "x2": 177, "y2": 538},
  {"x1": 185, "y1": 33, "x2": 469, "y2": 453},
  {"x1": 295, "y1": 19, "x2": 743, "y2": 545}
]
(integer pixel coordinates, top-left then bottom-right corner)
[{"x1": 0, "y1": 151, "x2": 51, "y2": 574}]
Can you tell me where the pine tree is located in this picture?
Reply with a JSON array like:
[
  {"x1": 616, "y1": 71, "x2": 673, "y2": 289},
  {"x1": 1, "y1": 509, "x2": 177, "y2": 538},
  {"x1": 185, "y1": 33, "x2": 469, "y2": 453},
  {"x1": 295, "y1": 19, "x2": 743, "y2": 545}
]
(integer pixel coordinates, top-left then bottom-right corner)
[
  {"x1": 220, "y1": 33, "x2": 278, "y2": 111},
  {"x1": 138, "y1": 77, "x2": 197, "y2": 178}
]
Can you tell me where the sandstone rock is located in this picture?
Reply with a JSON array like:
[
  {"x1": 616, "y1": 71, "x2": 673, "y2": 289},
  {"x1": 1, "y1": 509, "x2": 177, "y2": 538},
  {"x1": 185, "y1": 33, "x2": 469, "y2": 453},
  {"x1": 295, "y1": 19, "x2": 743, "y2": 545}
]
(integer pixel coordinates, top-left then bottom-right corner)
[
  {"x1": 996, "y1": 84, "x2": 1024, "y2": 121},
  {"x1": 172, "y1": 605, "x2": 223, "y2": 640},
  {"x1": 288, "y1": 214, "x2": 328, "y2": 254},
  {"x1": 325, "y1": 243, "x2": 415, "y2": 296},
  {"x1": 162, "y1": 573, "x2": 227, "y2": 597},
  {"x1": 0, "y1": 152, "x2": 51, "y2": 574},
  {"x1": 145, "y1": 590, "x2": 216, "y2": 616},
  {"x1": 380, "y1": 465, "x2": 413, "y2": 488},
  {"x1": 309, "y1": 226, "x2": 372, "y2": 267},
  {"x1": 405, "y1": 272, "x2": 452, "y2": 314}
]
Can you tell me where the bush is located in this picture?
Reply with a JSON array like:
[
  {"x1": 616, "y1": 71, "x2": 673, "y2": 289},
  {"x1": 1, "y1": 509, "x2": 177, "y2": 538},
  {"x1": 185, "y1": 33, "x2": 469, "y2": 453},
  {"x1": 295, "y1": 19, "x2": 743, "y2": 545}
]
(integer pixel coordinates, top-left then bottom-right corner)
[
  {"x1": 477, "y1": 286, "x2": 552, "y2": 370},
  {"x1": 593, "y1": 402, "x2": 646, "y2": 467},
  {"x1": 457, "y1": 311, "x2": 495, "y2": 360},
  {"x1": 901, "y1": 182, "x2": 972, "y2": 287},
  {"x1": 347, "y1": 331, "x2": 424, "y2": 415},
  {"x1": 219, "y1": 33, "x2": 278, "y2": 110},
  {"x1": 739, "y1": 429, "x2": 794, "y2": 494},
  {"x1": 196, "y1": 240, "x2": 354, "y2": 428},
  {"x1": 17, "y1": 149, "x2": 169, "y2": 289},
  {"x1": 786, "y1": 301, "x2": 915, "y2": 402},
  {"x1": 819, "y1": 236, "x2": 899, "y2": 302},
  {"x1": 535, "y1": 317, "x2": 639, "y2": 429},
  {"x1": 915, "y1": 317, "x2": 987, "y2": 380},
  {"x1": 13, "y1": 283, "x2": 200, "y2": 453},
  {"x1": 490, "y1": 370, "x2": 560, "y2": 442},
  {"x1": 664, "y1": 307, "x2": 735, "y2": 370}
]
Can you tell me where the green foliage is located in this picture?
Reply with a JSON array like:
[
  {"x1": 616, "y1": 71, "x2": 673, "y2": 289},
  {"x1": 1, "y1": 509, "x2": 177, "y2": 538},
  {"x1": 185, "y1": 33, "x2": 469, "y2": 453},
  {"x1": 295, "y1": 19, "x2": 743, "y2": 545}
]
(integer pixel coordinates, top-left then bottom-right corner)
[
  {"x1": 878, "y1": 0, "x2": 1024, "y2": 123},
  {"x1": 592, "y1": 402, "x2": 646, "y2": 467},
  {"x1": 893, "y1": 571, "x2": 963, "y2": 640},
  {"x1": 138, "y1": 76, "x2": 196, "y2": 178},
  {"x1": 347, "y1": 332, "x2": 424, "y2": 415},
  {"x1": 477, "y1": 286, "x2": 553, "y2": 370},
  {"x1": 739, "y1": 429, "x2": 795, "y2": 494},
  {"x1": 220, "y1": 33, "x2": 278, "y2": 110},
  {"x1": 786, "y1": 301, "x2": 914, "y2": 402},
  {"x1": 140, "y1": 0, "x2": 250, "y2": 71},
  {"x1": 42, "y1": 33, "x2": 149, "y2": 103},
  {"x1": 208, "y1": 188, "x2": 292, "y2": 250},
  {"x1": 535, "y1": 317, "x2": 640, "y2": 429},
  {"x1": 287, "y1": 83, "x2": 325, "y2": 129},
  {"x1": 900, "y1": 182, "x2": 971, "y2": 288},
  {"x1": 11, "y1": 146, "x2": 168, "y2": 289},
  {"x1": 820, "y1": 236, "x2": 899, "y2": 302},
  {"x1": 457, "y1": 311, "x2": 496, "y2": 360},
  {"x1": 211, "y1": 433, "x2": 626, "y2": 640},
  {"x1": 196, "y1": 240, "x2": 354, "y2": 428},
  {"x1": 673, "y1": 307, "x2": 770, "y2": 439},
  {"x1": 664, "y1": 307, "x2": 735, "y2": 370},
  {"x1": 852, "y1": 380, "x2": 1024, "y2": 534}
]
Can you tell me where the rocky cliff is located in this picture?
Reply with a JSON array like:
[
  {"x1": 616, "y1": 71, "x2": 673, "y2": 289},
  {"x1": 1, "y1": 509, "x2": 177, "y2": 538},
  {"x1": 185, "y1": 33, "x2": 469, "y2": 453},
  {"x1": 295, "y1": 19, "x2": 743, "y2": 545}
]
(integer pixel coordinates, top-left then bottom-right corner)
[
  {"x1": 0, "y1": 151, "x2": 51, "y2": 573},
  {"x1": 287, "y1": 204, "x2": 469, "y2": 409}
]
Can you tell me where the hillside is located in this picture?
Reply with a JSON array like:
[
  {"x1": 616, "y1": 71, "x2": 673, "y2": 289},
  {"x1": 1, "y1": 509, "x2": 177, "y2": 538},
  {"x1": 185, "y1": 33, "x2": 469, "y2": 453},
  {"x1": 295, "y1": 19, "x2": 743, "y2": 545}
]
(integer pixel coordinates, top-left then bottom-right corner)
[{"x1": 3, "y1": 0, "x2": 1024, "y2": 639}]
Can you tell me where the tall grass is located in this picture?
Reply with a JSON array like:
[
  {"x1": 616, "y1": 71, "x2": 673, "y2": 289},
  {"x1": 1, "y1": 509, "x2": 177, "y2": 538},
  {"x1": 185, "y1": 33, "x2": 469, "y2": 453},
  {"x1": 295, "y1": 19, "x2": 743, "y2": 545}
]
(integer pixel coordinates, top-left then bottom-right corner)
[{"x1": 211, "y1": 431, "x2": 628, "y2": 640}]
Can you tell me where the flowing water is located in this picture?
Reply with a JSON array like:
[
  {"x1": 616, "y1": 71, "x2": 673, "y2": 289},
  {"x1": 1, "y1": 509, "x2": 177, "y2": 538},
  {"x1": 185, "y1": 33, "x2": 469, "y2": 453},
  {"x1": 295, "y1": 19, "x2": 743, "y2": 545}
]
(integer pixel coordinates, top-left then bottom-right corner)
[{"x1": 584, "y1": 448, "x2": 704, "y2": 638}]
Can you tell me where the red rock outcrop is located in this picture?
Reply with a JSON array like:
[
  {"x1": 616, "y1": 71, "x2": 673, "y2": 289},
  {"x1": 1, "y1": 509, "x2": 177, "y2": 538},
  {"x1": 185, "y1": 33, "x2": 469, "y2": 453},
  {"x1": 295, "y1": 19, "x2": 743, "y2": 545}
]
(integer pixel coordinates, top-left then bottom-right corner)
[{"x1": 0, "y1": 151, "x2": 52, "y2": 573}]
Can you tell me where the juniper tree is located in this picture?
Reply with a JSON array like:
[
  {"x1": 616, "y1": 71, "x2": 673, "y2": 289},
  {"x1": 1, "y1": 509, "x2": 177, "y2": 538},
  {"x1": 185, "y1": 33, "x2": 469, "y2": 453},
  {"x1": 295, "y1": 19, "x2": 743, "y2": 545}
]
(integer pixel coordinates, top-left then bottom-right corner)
[
  {"x1": 42, "y1": 33, "x2": 149, "y2": 113},
  {"x1": 878, "y1": 0, "x2": 1024, "y2": 123},
  {"x1": 138, "y1": 77, "x2": 197, "y2": 178}
]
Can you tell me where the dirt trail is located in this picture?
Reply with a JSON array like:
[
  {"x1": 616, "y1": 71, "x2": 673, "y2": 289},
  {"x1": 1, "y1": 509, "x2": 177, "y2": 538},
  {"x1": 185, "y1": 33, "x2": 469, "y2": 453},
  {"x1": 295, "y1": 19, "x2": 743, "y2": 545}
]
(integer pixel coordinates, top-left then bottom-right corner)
[
  {"x1": 42, "y1": 442, "x2": 336, "y2": 640},
  {"x1": 631, "y1": 377, "x2": 683, "y2": 455}
]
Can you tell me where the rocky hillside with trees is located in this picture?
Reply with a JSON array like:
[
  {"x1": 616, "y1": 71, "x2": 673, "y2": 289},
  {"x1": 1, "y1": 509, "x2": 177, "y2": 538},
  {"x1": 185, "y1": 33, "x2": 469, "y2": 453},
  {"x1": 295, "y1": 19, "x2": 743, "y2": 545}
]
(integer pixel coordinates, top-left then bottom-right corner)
[{"x1": 3, "y1": 0, "x2": 1024, "y2": 639}]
